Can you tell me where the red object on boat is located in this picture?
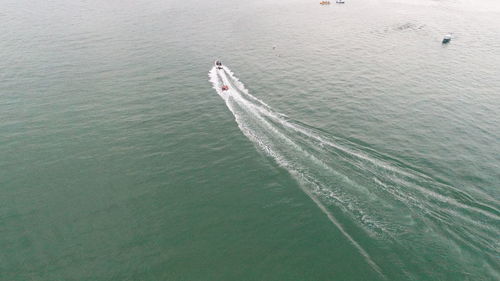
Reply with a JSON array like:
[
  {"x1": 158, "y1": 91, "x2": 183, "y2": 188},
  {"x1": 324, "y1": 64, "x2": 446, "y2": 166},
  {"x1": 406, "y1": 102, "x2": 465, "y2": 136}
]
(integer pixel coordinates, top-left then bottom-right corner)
[{"x1": 221, "y1": 85, "x2": 229, "y2": 91}]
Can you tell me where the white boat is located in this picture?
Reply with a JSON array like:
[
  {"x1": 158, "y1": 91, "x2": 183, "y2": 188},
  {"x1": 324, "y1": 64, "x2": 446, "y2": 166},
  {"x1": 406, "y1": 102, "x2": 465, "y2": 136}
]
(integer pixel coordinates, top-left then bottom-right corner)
[
  {"x1": 214, "y1": 60, "x2": 223, "y2": 69},
  {"x1": 442, "y1": 34, "x2": 452, "y2": 44},
  {"x1": 336, "y1": 0, "x2": 345, "y2": 3}
]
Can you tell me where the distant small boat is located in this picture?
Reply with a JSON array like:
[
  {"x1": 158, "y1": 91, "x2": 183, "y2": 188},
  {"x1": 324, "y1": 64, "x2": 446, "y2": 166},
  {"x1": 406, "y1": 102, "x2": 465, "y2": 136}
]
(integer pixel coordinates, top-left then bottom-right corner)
[
  {"x1": 215, "y1": 60, "x2": 223, "y2": 69},
  {"x1": 320, "y1": 1, "x2": 330, "y2": 5},
  {"x1": 336, "y1": 0, "x2": 345, "y2": 3},
  {"x1": 442, "y1": 34, "x2": 452, "y2": 44}
]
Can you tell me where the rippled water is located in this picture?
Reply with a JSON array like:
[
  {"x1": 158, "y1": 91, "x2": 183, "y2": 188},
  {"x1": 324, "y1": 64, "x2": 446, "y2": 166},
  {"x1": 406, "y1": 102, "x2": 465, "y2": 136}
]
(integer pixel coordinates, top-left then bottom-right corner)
[{"x1": 1, "y1": 0, "x2": 499, "y2": 280}]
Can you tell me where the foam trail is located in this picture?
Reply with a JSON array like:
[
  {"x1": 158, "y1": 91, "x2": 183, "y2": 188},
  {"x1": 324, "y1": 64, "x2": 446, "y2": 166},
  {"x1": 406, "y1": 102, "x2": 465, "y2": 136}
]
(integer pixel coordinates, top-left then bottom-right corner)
[
  {"x1": 210, "y1": 66, "x2": 386, "y2": 278},
  {"x1": 208, "y1": 65, "x2": 500, "y2": 279}
]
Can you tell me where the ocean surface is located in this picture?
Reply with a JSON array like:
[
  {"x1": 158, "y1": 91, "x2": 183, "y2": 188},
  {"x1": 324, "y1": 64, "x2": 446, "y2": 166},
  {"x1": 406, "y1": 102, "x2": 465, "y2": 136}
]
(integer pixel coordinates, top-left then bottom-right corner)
[{"x1": 1, "y1": 0, "x2": 499, "y2": 280}]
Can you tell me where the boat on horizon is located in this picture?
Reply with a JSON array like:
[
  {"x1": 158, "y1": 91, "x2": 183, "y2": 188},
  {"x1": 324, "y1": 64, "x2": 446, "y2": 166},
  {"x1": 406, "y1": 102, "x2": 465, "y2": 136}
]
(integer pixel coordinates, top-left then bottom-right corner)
[{"x1": 442, "y1": 34, "x2": 452, "y2": 44}]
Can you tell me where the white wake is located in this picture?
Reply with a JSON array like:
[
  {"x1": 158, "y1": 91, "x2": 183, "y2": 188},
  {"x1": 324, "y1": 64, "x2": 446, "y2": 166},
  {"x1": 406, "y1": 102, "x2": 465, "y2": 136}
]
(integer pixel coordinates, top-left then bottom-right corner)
[{"x1": 208, "y1": 65, "x2": 500, "y2": 280}]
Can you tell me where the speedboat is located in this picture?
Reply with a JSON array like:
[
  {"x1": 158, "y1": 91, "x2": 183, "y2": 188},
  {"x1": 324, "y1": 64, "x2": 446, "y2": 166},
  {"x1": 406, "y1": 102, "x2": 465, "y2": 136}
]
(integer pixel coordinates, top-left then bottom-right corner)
[
  {"x1": 442, "y1": 34, "x2": 452, "y2": 44},
  {"x1": 215, "y1": 60, "x2": 223, "y2": 69}
]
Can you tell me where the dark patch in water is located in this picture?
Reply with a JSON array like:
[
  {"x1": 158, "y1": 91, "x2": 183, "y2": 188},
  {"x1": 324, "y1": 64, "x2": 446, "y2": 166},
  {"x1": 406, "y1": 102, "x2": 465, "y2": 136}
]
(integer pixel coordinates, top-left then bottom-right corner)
[
  {"x1": 395, "y1": 23, "x2": 426, "y2": 31},
  {"x1": 379, "y1": 22, "x2": 426, "y2": 34}
]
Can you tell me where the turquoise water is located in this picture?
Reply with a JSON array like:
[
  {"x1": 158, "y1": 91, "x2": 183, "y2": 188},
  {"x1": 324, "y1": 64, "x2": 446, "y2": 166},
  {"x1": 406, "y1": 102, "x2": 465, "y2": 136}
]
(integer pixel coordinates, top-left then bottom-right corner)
[{"x1": 1, "y1": 0, "x2": 499, "y2": 280}]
